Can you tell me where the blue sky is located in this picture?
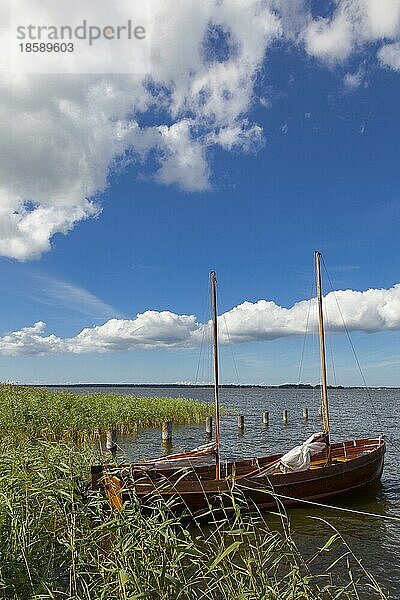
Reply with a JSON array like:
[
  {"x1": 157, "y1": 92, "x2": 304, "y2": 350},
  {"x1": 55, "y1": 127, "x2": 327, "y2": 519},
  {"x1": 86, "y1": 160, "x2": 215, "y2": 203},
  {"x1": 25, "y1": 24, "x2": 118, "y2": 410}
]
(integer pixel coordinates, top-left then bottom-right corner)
[{"x1": 1, "y1": 1, "x2": 400, "y2": 385}]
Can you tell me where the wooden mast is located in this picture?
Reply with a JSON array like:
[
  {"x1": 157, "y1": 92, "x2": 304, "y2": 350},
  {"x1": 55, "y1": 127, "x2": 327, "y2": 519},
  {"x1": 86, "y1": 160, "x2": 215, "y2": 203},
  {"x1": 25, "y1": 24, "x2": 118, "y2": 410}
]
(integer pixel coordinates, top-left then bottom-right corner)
[
  {"x1": 210, "y1": 271, "x2": 221, "y2": 480},
  {"x1": 315, "y1": 251, "x2": 330, "y2": 443}
]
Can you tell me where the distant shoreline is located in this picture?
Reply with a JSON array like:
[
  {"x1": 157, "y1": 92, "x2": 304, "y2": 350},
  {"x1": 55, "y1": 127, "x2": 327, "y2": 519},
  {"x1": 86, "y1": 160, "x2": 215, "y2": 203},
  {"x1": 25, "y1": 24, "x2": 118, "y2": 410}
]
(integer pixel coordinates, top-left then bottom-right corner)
[{"x1": 26, "y1": 383, "x2": 399, "y2": 390}]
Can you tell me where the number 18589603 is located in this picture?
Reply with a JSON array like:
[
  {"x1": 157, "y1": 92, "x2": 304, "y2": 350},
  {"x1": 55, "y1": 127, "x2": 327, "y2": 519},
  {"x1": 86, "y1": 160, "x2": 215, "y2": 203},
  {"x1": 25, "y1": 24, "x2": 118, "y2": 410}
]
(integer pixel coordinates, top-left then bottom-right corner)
[{"x1": 19, "y1": 42, "x2": 74, "y2": 52}]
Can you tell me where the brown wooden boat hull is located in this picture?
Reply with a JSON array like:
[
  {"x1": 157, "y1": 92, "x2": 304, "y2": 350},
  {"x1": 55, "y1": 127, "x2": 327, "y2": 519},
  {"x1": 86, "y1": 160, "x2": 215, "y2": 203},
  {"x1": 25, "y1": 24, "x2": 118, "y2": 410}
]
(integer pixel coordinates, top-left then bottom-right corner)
[{"x1": 92, "y1": 438, "x2": 385, "y2": 513}]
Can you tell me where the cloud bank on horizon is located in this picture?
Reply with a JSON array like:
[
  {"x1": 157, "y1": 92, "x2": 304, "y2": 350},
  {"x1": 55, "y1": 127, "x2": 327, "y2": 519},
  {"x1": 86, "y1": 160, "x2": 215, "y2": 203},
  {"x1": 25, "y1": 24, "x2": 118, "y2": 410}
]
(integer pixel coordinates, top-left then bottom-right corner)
[
  {"x1": 1, "y1": 0, "x2": 400, "y2": 260},
  {"x1": 1, "y1": 283, "x2": 400, "y2": 355}
]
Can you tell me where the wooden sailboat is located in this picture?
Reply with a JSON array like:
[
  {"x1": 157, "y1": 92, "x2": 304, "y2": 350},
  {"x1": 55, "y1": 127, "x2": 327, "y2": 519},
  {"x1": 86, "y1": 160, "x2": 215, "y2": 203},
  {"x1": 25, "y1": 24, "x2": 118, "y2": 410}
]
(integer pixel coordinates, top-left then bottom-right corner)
[{"x1": 91, "y1": 255, "x2": 385, "y2": 512}]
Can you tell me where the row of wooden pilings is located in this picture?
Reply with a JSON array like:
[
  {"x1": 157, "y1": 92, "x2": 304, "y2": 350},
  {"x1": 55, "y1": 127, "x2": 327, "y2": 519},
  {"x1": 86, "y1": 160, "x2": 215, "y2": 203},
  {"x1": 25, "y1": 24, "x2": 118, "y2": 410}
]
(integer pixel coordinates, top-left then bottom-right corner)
[
  {"x1": 204, "y1": 406, "x2": 322, "y2": 436},
  {"x1": 105, "y1": 405, "x2": 323, "y2": 453}
]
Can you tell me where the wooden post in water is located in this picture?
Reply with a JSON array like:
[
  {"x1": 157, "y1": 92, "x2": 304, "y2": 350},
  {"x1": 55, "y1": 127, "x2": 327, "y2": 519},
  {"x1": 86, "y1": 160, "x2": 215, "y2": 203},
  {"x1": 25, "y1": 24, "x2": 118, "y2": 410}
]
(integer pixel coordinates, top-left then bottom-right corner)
[
  {"x1": 205, "y1": 416, "x2": 213, "y2": 437},
  {"x1": 283, "y1": 409, "x2": 288, "y2": 424},
  {"x1": 161, "y1": 421, "x2": 172, "y2": 446},
  {"x1": 106, "y1": 429, "x2": 117, "y2": 459},
  {"x1": 237, "y1": 415, "x2": 244, "y2": 431},
  {"x1": 303, "y1": 407, "x2": 309, "y2": 421},
  {"x1": 262, "y1": 410, "x2": 269, "y2": 425},
  {"x1": 318, "y1": 405, "x2": 323, "y2": 418}
]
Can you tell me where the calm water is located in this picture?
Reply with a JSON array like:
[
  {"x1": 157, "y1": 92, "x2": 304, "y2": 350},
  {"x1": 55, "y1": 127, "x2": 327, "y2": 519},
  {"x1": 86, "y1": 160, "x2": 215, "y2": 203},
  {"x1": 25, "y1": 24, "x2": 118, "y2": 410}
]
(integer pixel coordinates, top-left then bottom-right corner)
[{"x1": 51, "y1": 385, "x2": 400, "y2": 597}]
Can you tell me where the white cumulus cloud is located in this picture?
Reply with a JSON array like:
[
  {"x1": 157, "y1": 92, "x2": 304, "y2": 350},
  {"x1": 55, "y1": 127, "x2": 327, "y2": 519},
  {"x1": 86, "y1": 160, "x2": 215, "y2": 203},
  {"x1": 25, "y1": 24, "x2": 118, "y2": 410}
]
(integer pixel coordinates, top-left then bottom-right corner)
[
  {"x1": 303, "y1": 0, "x2": 400, "y2": 63},
  {"x1": 1, "y1": 0, "x2": 400, "y2": 261},
  {"x1": 378, "y1": 42, "x2": 400, "y2": 70},
  {"x1": 1, "y1": 284, "x2": 400, "y2": 355},
  {"x1": 0, "y1": 0, "x2": 281, "y2": 260}
]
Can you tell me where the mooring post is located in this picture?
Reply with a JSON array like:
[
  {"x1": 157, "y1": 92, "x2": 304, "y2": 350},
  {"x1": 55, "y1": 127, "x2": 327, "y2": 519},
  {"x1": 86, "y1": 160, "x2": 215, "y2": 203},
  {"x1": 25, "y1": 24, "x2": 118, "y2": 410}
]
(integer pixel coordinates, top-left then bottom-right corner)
[
  {"x1": 162, "y1": 421, "x2": 173, "y2": 446},
  {"x1": 303, "y1": 407, "x2": 309, "y2": 421},
  {"x1": 205, "y1": 416, "x2": 213, "y2": 437},
  {"x1": 283, "y1": 409, "x2": 288, "y2": 424},
  {"x1": 318, "y1": 405, "x2": 323, "y2": 418},
  {"x1": 262, "y1": 410, "x2": 269, "y2": 425},
  {"x1": 106, "y1": 429, "x2": 117, "y2": 459},
  {"x1": 237, "y1": 415, "x2": 244, "y2": 431}
]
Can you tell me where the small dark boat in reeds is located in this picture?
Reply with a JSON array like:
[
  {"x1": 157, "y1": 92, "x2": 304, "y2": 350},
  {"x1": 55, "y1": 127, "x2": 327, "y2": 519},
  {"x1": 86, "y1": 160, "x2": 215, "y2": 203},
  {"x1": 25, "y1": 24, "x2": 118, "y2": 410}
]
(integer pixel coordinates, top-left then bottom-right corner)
[{"x1": 91, "y1": 252, "x2": 385, "y2": 513}]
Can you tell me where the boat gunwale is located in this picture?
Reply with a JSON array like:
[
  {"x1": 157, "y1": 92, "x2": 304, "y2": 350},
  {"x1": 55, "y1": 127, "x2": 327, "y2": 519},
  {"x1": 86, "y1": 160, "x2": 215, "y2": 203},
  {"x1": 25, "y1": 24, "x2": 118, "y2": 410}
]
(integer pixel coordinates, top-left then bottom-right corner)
[{"x1": 93, "y1": 437, "x2": 385, "y2": 488}]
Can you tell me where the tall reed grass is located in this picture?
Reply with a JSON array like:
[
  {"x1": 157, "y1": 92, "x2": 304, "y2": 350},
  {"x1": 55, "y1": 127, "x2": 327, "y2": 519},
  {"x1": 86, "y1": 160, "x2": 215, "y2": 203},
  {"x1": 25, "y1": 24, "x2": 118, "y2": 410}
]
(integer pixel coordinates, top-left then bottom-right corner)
[{"x1": 0, "y1": 384, "x2": 212, "y2": 442}]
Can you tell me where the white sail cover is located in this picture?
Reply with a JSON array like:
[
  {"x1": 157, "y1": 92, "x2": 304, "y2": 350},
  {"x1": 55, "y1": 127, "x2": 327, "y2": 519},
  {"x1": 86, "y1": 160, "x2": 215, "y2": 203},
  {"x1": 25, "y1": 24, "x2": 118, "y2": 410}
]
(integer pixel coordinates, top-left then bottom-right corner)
[{"x1": 279, "y1": 432, "x2": 326, "y2": 474}]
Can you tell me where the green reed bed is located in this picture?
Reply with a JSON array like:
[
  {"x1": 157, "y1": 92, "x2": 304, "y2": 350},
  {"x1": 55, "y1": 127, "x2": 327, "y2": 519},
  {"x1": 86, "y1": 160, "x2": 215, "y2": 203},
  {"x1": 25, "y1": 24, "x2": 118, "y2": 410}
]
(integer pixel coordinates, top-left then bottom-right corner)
[
  {"x1": 0, "y1": 384, "x2": 212, "y2": 442},
  {"x1": 0, "y1": 438, "x2": 388, "y2": 600}
]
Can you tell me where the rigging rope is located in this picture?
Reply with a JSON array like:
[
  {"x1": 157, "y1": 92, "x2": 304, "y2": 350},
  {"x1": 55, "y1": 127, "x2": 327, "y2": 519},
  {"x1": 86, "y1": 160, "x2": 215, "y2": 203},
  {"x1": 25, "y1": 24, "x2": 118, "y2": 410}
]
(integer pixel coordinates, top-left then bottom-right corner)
[
  {"x1": 295, "y1": 274, "x2": 314, "y2": 394},
  {"x1": 295, "y1": 268, "x2": 321, "y2": 414},
  {"x1": 321, "y1": 256, "x2": 400, "y2": 455},
  {"x1": 222, "y1": 312, "x2": 241, "y2": 387},
  {"x1": 195, "y1": 277, "x2": 212, "y2": 386},
  {"x1": 321, "y1": 289, "x2": 338, "y2": 387}
]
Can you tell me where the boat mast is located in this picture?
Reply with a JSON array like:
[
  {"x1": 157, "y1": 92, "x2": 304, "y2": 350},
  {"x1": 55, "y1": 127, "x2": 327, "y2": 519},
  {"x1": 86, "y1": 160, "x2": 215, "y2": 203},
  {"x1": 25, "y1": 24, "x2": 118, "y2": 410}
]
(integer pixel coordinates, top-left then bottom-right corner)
[
  {"x1": 210, "y1": 271, "x2": 221, "y2": 480},
  {"x1": 315, "y1": 251, "x2": 330, "y2": 443}
]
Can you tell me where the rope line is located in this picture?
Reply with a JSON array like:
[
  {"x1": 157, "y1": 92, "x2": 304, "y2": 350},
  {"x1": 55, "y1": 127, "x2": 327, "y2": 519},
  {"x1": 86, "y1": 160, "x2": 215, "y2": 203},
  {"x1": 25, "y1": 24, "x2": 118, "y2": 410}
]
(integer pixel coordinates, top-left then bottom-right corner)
[
  {"x1": 270, "y1": 492, "x2": 400, "y2": 523},
  {"x1": 194, "y1": 277, "x2": 211, "y2": 385},
  {"x1": 321, "y1": 256, "x2": 400, "y2": 455},
  {"x1": 222, "y1": 312, "x2": 241, "y2": 387},
  {"x1": 295, "y1": 274, "x2": 315, "y2": 407}
]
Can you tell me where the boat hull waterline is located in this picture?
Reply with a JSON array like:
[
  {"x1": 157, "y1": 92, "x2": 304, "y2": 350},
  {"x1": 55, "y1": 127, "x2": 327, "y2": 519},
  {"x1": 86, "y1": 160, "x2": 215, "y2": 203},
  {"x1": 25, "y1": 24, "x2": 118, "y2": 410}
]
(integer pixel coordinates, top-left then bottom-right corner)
[{"x1": 92, "y1": 437, "x2": 385, "y2": 513}]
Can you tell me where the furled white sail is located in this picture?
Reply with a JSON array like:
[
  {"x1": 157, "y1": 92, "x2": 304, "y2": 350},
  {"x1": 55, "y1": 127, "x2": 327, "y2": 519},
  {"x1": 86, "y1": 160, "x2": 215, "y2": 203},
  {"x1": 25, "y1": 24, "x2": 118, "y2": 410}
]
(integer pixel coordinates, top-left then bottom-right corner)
[{"x1": 279, "y1": 432, "x2": 326, "y2": 473}]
